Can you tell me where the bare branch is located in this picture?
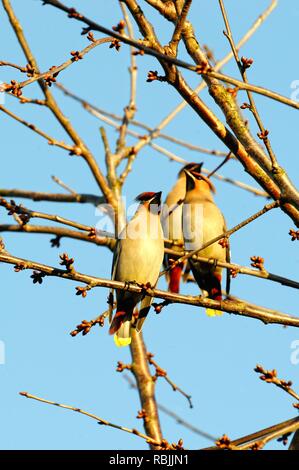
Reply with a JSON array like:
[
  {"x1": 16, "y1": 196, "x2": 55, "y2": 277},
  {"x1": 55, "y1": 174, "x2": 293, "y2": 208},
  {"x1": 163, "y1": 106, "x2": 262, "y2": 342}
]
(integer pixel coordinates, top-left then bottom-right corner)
[
  {"x1": 1, "y1": 251, "x2": 299, "y2": 328},
  {"x1": 2, "y1": 216, "x2": 298, "y2": 291},
  {"x1": 19, "y1": 391, "x2": 177, "y2": 449},
  {"x1": 130, "y1": 331, "x2": 163, "y2": 448},
  {"x1": 165, "y1": 247, "x2": 299, "y2": 291},
  {"x1": 81, "y1": 103, "x2": 269, "y2": 198},
  {"x1": 0, "y1": 225, "x2": 115, "y2": 250},
  {"x1": 161, "y1": 200, "x2": 279, "y2": 277},
  {"x1": 117, "y1": 2, "x2": 138, "y2": 151},
  {"x1": 169, "y1": 0, "x2": 192, "y2": 54},
  {"x1": 0, "y1": 196, "x2": 96, "y2": 234},
  {"x1": 55, "y1": 82, "x2": 228, "y2": 157},
  {"x1": 3, "y1": 37, "x2": 113, "y2": 93},
  {"x1": 218, "y1": 0, "x2": 278, "y2": 171},
  {"x1": 123, "y1": 373, "x2": 217, "y2": 442},
  {"x1": 2, "y1": 0, "x2": 116, "y2": 208},
  {"x1": 147, "y1": 352, "x2": 193, "y2": 408},
  {"x1": 254, "y1": 365, "x2": 299, "y2": 402},
  {"x1": 51, "y1": 175, "x2": 77, "y2": 195},
  {"x1": 0, "y1": 189, "x2": 103, "y2": 205},
  {"x1": 289, "y1": 430, "x2": 299, "y2": 450},
  {"x1": 0, "y1": 104, "x2": 76, "y2": 153},
  {"x1": 204, "y1": 416, "x2": 299, "y2": 450},
  {"x1": 135, "y1": 0, "x2": 299, "y2": 226},
  {"x1": 33, "y1": 1, "x2": 299, "y2": 110}
]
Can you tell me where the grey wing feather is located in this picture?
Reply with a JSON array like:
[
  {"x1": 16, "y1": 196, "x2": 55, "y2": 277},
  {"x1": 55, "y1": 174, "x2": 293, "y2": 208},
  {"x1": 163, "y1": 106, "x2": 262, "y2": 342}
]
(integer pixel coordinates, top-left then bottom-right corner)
[
  {"x1": 109, "y1": 240, "x2": 121, "y2": 322},
  {"x1": 223, "y1": 218, "x2": 231, "y2": 297},
  {"x1": 135, "y1": 295, "x2": 153, "y2": 333}
]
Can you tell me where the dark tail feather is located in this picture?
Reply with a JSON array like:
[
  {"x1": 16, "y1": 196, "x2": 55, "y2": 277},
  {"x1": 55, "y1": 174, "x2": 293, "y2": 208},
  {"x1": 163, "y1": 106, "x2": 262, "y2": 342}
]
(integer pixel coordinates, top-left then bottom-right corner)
[
  {"x1": 209, "y1": 273, "x2": 222, "y2": 301},
  {"x1": 226, "y1": 241, "x2": 231, "y2": 297},
  {"x1": 109, "y1": 310, "x2": 127, "y2": 335},
  {"x1": 168, "y1": 262, "x2": 184, "y2": 293},
  {"x1": 205, "y1": 273, "x2": 223, "y2": 317},
  {"x1": 135, "y1": 304, "x2": 151, "y2": 333}
]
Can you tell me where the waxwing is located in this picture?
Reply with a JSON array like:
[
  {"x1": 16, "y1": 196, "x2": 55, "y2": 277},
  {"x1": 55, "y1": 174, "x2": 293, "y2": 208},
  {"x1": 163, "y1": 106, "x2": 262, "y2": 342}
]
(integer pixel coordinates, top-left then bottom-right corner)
[
  {"x1": 162, "y1": 162, "x2": 203, "y2": 293},
  {"x1": 109, "y1": 191, "x2": 164, "y2": 346},
  {"x1": 182, "y1": 168, "x2": 229, "y2": 315}
]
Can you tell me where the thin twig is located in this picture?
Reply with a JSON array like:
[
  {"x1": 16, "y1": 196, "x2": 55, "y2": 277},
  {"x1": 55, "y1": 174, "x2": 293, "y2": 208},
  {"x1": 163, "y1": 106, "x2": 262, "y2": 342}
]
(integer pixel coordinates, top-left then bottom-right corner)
[
  {"x1": 1, "y1": 251, "x2": 299, "y2": 328},
  {"x1": 147, "y1": 352, "x2": 193, "y2": 408},
  {"x1": 143, "y1": 0, "x2": 278, "y2": 137},
  {"x1": 0, "y1": 60, "x2": 28, "y2": 72},
  {"x1": 51, "y1": 176, "x2": 77, "y2": 195},
  {"x1": 19, "y1": 391, "x2": 167, "y2": 448},
  {"x1": 164, "y1": 246, "x2": 299, "y2": 291},
  {"x1": 0, "y1": 225, "x2": 115, "y2": 249},
  {"x1": 208, "y1": 152, "x2": 232, "y2": 178},
  {"x1": 0, "y1": 196, "x2": 95, "y2": 234},
  {"x1": 85, "y1": 105, "x2": 268, "y2": 198},
  {"x1": 237, "y1": 419, "x2": 299, "y2": 450},
  {"x1": 254, "y1": 365, "x2": 299, "y2": 402},
  {"x1": 170, "y1": 0, "x2": 193, "y2": 54},
  {"x1": 203, "y1": 416, "x2": 299, "y2": 450},
  {"x1": 0, "y1": 189, "x2": 103, "y2": 205},
  {"x1": 123, "y1": 373, "x2": 217, "y2": 442},
  {"x1": 53, "y1": 0, "x2": 276, "y2": 166},
  {"x1": 160, "y1": 200, "x2": 279, "y2": 277},
  {"x1": 3, "y1": 37, "x2": 113, "y2": 93},
  {"x1": 33, "y1": 0, "x2": 299, "y2": 110},
  {"x1": 218, "y1": 0, "x2": 278, "y2": 170},
  {"x1": 2, "y1": 0, "x2": 116, "y2": 208},
  {"x1": 132, "y1": 0, "x2": 299, "y2": 226},
  {"x1": 117, "y1": 2, "x2": 138, "y2": 152},
  {"x1": 55, "y1": 82, "x2": 227, "y2": 157},
  {"x1": 2, "y1": 218, "x2": 298, "y2": 290},
  {"x1": 0, "y1": 104, "x2": 76, "y2": 153}
]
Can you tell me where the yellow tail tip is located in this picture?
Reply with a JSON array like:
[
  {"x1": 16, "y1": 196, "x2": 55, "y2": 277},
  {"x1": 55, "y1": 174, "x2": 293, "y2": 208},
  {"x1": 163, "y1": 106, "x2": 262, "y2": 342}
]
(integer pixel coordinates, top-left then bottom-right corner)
[
  {"x1": 114, "y1": 334, "x2": 131, "y2": 347},
  {"x1": 205, "y1": 308, "x2": 223, "y2": 317}
]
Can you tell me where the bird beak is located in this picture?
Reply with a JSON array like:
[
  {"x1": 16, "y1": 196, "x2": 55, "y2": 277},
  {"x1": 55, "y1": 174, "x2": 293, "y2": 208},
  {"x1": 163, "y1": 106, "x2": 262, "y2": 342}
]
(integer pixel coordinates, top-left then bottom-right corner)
[
  {"x1": 150, "y1": 191, "x2": 162, "y2": 206},
  {"x1": 192, "y1": 162, "x2": 203, "y2": 174}
]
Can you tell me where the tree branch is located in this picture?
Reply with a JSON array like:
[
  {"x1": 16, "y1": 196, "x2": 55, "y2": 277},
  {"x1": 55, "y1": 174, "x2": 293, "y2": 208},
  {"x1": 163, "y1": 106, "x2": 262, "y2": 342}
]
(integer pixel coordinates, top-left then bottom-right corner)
[
  {"x1": 0, "y1": 104, "x2": 77, "y2": 153},
  {"x1": 19, "y1": 391, "x2": 174, "y2": 449},
  {"x1": 27, "y1": 1, "x2": 298, "y2": 110},
  {"x1": 2, "y1": 0, "x2": 116, "y2": 209},
  {"x1": 218, "y1": 0, "x2": 278, "y2": 171},
  {"x1": 1, "y1": 251, "x2": 299, "y2": 328},
  {"x1": 123, "y1": 373, "x2": 217, "y2": 441},
  {"x1": 3, "y1": 37, "x2": 113, "y2": 93},
  {"x1": 138, "y1": 0, "x2": 299, "y2": 226},
  {"x1": 130, "y1": 331, "x2": 163, "y2": 448},
  {"x1": 79, "y1": 103, "x2": 269, "y2": 198},
  {"x1": 161, "y1": 200, "x2": 279, "y2": 276},
  {"x1": 204, "y1": 416, "x2": 299, "y2": 450},
  {"x1": 0, "y1": 225, "x2": 115, "y2": 250},
  {"x1": 0, "y1": 188, "x2": 103, "y2": 205}
]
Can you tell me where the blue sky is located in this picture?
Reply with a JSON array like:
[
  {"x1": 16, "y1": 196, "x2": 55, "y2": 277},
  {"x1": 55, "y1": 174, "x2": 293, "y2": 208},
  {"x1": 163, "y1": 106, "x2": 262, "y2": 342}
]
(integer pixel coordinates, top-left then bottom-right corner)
[{"x1": 0, "y1": 0, "x2": 299, "y2": 450}]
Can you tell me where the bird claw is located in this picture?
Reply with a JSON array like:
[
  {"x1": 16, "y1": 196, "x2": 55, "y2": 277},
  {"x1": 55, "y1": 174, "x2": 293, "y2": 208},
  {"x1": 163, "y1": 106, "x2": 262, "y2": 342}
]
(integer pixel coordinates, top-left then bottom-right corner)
[
  {"x1": 124, "y1": 280, "x2": 136, "y2": 291},
  {"x1": 208, "y1": 257, "x2": 218, "y2": 269},
  {"x1": 136, "y1": 281, "x2": 154, "y2": 294}
]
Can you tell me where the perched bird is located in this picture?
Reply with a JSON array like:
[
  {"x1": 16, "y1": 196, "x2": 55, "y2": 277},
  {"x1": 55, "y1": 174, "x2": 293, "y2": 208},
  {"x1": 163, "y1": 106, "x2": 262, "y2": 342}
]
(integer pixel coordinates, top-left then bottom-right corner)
[
  {"x1": 162, "y1": 162, "x2": 203, "y2": 293},
  {"x1": 182, "y1": 168, "x2": 229, "y2": 315},
  {"x1": 109, "y1": 191, "x2": 164, "y2": 347}
]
